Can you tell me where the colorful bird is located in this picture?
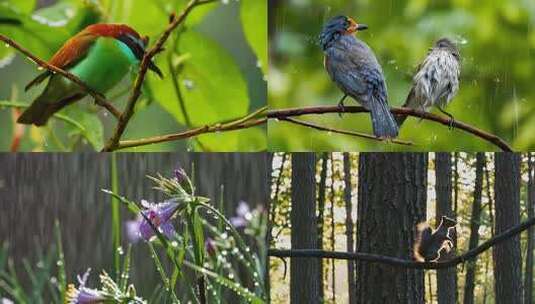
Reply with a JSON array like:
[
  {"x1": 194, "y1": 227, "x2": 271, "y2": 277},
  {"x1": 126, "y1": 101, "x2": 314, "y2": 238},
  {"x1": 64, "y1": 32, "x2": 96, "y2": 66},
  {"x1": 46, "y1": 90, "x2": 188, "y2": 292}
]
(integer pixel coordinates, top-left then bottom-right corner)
[
  {"x1": 320, "y1": 16, "x2": 398, "y2": 139},
  {"x1": 396, "y1": 38, "x2": 461, "y2": 127},
  {"x1": 18, "y1": 23, "x2": 163, "y2": 126}
]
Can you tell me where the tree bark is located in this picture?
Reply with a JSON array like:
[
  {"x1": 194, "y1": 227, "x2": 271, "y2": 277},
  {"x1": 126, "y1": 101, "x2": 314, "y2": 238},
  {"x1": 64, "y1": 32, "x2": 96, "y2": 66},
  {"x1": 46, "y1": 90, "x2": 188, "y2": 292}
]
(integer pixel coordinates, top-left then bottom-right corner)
[
  {"x1": 344, "y1": 153, "x2": 356, "y2": 304},
  {"x1": 463, "y1": 153, "x2": 485, "y2": 304},
  {"x1": 435, "y1": 152, "x2": 457, "y2": 304},
  {"x1": 355, "y1": 153, "x2": 428, "y2": 304},
  {"x1": 290, "y1": 153, "x2": 320, "y2": 304},
  {"x1": 317, "y1": 153, "x2": 328, "y2": 301},
  {"x1": 493, "y1": 153, "x2": 522, "y2": 303},
  {"x1": 525, "y1": 153, "x2": 534, "y2": 304}
]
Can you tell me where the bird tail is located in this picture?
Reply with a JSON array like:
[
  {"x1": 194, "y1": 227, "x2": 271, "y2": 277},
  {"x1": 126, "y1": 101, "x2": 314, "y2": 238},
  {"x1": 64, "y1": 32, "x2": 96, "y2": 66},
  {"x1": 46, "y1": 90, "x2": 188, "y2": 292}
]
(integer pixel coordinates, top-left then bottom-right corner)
[
  {"x1": 413, "y1": 222, "x2": 432, "y2": 262},
  {"x1": 17, "y1": 93, "x2": 85, "y2": 126},
  {"x1": 369, "y1": 98, "x2": 398, "y2": 139}
]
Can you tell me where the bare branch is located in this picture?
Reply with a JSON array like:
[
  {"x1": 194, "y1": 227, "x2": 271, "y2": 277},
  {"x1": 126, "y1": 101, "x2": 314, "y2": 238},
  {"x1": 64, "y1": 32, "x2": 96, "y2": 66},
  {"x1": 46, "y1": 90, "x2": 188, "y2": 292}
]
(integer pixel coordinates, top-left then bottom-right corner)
[
  {"x1": 102, "y1": 0, "x2": 215, "y2": 151},
  {"x1": 279, "y1": 116, "x2": 413, "y2": 146},
  {"x1": 268, "y1": 105, "x2": 513, "y2": 152},
  {"x1": 0, "y1": 34, "x2": 121, "y2": 119},
  {"x1": 114, "y1": 117, "x2": 266, "y2": 151},
  {"x1": 269, "y1": 216, "x2": 535, "y2": 269}
]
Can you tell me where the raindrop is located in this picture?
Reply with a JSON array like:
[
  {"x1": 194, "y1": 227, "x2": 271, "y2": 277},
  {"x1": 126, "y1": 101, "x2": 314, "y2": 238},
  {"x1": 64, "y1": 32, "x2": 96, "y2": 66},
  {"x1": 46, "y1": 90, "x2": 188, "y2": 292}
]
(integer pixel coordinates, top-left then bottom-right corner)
[
  {"x1": 183, "y1": 79, "x2": 195, "y2": 90},
  {"x1": 37, "y1": 66, "x2": 44, "y2": 71},
  {"x1": 56, "y1": 260, "x2": 63, "y2": 266},
  {"x1": 171, "y1": 241, "x2": 178, "y2": 247},
  {"x1": 228, "y1": 273, "x2": 235, "y2": 279},
  {"x1": 4, "y1": 43, "x2": 9, "y2": 48},
  {"x1": 221, "y1": 232, "x2": 228, "y2": 239},
  {"x1": 117, "y1": 246, "x2": 124, "y2": 255}
]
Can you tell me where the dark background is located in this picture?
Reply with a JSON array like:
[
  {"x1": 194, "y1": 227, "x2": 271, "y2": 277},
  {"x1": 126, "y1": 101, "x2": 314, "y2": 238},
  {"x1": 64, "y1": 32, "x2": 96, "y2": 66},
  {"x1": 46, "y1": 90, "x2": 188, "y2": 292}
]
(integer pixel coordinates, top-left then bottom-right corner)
[{"x1": 0, "y1": 153, "x2": 268, "y2": 297}]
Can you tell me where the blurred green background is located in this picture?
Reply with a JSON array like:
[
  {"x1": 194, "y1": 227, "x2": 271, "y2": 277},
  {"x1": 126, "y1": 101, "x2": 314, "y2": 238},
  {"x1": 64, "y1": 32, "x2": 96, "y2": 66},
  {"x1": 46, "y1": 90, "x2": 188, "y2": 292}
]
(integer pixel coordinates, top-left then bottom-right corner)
[
  {"x1": 268, "y1": 0, "x2": 535, "y2": 151},
  {"x1": 0, "y1": 0, "x2": 267, "y2": 152}
]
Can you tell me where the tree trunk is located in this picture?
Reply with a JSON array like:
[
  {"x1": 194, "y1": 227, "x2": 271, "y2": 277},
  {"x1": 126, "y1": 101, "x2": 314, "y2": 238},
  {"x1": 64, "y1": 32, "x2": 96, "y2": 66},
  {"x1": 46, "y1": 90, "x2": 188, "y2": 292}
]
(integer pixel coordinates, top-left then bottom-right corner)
[
  {"x1": 344, "y1": 153, "x2": 356, "y2": 304},
  {"x1": 435, "y1": 152, "x2": 457, "y2": 304},
  {"x1": 525, "y1": 153, "x2": 534, "y2": 304},
  {"x1": 317, "y1": 153, "x2": 328, "y2": 301},
  {"x1": 355, "y1": 153, "x2": 428, "y2": 304},
  {"x1": 290, "y1": 153, "x2": 320, "y2": 304},
  {"x1": 463, "y1": 153, "x2": 485, "y2": 304},
  {"x1": 266, "y1": 152, "x2": 274, "y2": 302},
  {"x1": 493, "y1": 153, "x2": 522, "y2": 303},
  {"x1": 330, "y1": 154, "x2": 336, "y2": 302}
]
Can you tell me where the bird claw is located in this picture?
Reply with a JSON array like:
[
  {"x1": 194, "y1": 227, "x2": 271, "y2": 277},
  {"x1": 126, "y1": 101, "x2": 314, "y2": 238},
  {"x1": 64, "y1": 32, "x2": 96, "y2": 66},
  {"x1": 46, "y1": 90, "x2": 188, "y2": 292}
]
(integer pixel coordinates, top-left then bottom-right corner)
[
  {"x1": 448, "y1": 117, "x2": 456, "y2": 130},
  {"x1": 337, "y1": 102, "x2": 345, "y2": 118},
  {"x1": 438, "y1": 107, "x2": 455, "y2": 131}
]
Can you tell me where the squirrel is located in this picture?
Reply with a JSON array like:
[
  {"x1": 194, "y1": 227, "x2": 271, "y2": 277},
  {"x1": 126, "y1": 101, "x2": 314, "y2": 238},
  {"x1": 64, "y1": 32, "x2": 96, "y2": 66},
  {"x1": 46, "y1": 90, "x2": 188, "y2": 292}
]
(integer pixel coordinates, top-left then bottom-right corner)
[{"x1": 413, "y1": 215, "x2": 457, "y2": 262}]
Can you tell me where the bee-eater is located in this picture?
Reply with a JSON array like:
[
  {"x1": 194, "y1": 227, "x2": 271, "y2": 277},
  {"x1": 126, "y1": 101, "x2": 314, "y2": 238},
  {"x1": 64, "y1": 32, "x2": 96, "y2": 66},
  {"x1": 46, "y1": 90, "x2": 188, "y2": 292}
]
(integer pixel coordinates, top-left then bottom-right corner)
[
  {"x1": 18, "y1": 23, "x2": 163, "y2": 126},
  {"x1": 396, "y1": 38, "x2": 460, "y2": 127},
  {"x1": 320, "y1": 16, "x2": 398, "y2": 139}
]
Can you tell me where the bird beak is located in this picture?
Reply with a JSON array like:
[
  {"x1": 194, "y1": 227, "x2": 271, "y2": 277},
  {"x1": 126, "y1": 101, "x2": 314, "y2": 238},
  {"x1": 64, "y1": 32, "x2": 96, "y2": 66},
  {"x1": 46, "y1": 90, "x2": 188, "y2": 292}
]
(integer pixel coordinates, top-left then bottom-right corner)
[
  {"x1": 148, "y1": 60, "x2": 164, "y2": 79},
  {"x1": 356, "y1": 24, "x2": 368, "y2": 31}
]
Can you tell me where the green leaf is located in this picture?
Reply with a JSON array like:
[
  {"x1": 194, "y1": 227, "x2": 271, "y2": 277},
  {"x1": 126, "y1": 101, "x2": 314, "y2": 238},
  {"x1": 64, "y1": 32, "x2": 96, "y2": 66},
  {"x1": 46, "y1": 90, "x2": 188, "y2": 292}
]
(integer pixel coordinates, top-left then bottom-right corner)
[
  {"x1": 241, "y1": 0, "x2": 267, "y2": 74},
  {"x1": 149, "y1": 30, "x2": 250, "y2": 150},
  {"x1": 62, "y1": 107, "x2": 104, "y2": 151},
  {"x1": 0, "y1": 1, "x2": 103, "y2": 63},
  {"x1": 173, "y1": 0, "x2": 218, "y2": 26},
  {"x1": 190, "y1": 207, "x2": 205, "y2": 266},
  {"x1": 4, "y1": 0, "x2": 36, "y2": 14}
]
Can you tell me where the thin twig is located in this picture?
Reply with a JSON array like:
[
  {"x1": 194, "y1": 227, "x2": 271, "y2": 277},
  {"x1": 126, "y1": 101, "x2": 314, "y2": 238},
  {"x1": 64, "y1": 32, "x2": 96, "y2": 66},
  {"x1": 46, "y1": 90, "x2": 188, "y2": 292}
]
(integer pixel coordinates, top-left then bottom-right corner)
[
  {"x1": 269, "y1": 216, "x2": 535, "y2": 269},
  {"x1": 114, "y1": 117, "x2": 266, "y2": 150},
  {"x1": 279, "y1": 116, "x2": 413, "y2": 146},
  {"x1": 268, "y1": 105, "x2": 513, "y2": 151},
  {"x1": 102, "y1": 0, "x2": 214, "y2": 151},
  {"x1": 0, "y1": 34, "x2": 121, "y2": 119}
]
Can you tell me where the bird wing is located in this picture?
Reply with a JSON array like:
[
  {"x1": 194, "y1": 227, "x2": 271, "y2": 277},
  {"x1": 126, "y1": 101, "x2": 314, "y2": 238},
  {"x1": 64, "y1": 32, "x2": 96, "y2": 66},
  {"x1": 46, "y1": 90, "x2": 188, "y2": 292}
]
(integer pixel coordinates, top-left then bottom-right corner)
[
  {"x1": 325, "y1": 47, "x2": 368, "y2": 97},
  {"x1": 25, "y1": 32, "x2": 97, "y2": 91}
]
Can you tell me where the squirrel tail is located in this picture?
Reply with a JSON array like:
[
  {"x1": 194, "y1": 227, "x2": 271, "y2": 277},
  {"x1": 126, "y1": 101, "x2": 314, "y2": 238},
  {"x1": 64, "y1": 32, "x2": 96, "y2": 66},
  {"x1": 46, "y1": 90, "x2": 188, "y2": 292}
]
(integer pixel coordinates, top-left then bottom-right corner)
[{"x1": 413, "y1": 222, "x2": 432, "y2": 262}]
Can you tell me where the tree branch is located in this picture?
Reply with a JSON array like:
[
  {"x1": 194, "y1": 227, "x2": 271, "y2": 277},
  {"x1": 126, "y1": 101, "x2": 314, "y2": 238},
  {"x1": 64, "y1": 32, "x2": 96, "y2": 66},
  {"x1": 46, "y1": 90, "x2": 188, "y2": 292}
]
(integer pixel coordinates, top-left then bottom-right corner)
[
  {"x1": 268, "y1": 216, "x2": 535, "y2": 269},
  {"x1": 278, "y1": 116, "x2": 413, "y2": 146},
  {"x1": 114, "y1": 117, "x2": 266, "y2": 150},
  {"x1": 268, "y1": 106, "x2": 513, "y2": 152},
  {"x1": 0, "y1": 34, "x2": 121, "y2": 119},
  {"x1": 102, "y1": 0, "x2": 212, "y2": 151}
]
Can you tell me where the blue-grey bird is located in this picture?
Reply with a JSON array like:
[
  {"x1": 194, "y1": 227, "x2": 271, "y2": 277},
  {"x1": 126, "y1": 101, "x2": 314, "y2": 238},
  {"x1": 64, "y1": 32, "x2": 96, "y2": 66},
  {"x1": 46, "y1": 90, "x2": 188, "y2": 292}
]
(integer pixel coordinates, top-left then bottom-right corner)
[
  {"x1": 320, "y1": 15, "x2": 398, "y2": 139},
  {"x1": 396, "y1": 38, "x2": 461, "y2": 126}
]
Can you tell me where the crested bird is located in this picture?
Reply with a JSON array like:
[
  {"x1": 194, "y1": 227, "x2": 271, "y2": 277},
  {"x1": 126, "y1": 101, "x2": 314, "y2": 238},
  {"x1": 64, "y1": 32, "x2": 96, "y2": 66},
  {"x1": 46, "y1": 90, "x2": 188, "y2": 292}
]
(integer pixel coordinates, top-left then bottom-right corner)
[
  {"x1": 18, "y1": 23, "x2": 163, "y2": 126},
  {"x1": 320, "y1": 15, "x2": 398, "y2": 139},
  {"x1": 396, "y1": 38, "x2": 460, "y2": 127}
]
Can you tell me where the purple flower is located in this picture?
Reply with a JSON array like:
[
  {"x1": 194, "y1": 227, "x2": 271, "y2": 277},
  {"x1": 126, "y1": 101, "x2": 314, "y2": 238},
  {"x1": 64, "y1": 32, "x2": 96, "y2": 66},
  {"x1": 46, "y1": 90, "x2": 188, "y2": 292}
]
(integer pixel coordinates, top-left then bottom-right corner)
[
  {"x1": 66, "y1": 269, "x2": 107, "y2": 304},
  {"x1": 125, "y1": 199, "x2": 180, "y2": 243},
  {"x1": 205, "y1": 237, "x2": 217, "y2": 256},
  {"x1": 230, "y1": 201, "x2": 252, "y2": 228},
  {"x1": 174, "y1": 167, "x2": 186, "y2": 183}
]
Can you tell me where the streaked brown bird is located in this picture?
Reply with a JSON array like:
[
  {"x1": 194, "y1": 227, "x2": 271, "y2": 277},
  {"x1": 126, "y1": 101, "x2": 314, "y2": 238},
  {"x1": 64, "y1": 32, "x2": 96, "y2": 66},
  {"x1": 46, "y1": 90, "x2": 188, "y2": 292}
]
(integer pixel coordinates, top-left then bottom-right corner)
[{"x1": 396, "y1": 38, "x2": 461, "y2": 127}]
